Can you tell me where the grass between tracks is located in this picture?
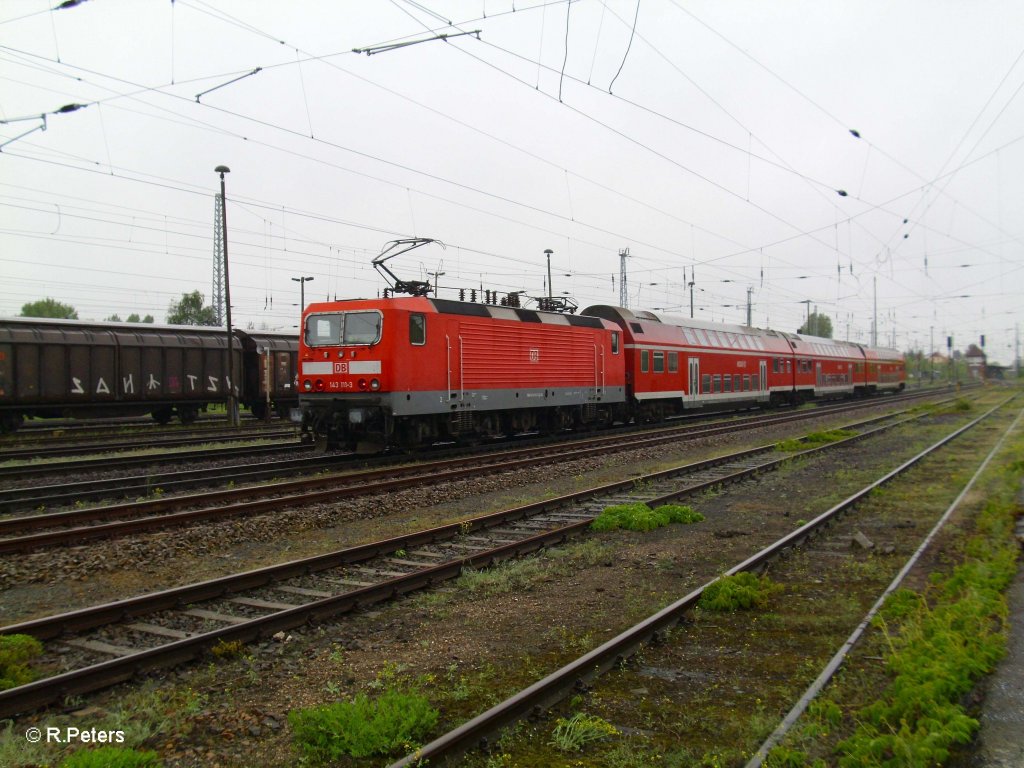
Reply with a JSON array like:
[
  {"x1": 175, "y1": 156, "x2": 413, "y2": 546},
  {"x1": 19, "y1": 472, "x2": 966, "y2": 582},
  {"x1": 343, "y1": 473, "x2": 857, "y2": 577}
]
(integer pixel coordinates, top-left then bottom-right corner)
[
  {"x1": 448, "y1": 395, "x2": 1021, "y2": 767},
  {"x1": 767, "y1": 429, "x2": 1023, "y2": 767}
]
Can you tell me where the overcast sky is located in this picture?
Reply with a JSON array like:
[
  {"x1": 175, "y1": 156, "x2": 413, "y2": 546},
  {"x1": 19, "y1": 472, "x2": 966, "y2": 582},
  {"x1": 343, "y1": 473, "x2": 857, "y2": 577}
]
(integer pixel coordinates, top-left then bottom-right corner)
[{"x1": 2, "y1": 0, "x2": 1022, "y2": 363}]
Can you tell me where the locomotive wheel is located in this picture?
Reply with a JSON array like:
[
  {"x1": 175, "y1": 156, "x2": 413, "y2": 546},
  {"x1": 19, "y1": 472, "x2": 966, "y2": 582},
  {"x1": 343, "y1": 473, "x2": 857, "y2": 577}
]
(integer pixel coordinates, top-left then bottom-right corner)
[{"x1": 312, "y1": 433, "x2": 330, "y2": 455}]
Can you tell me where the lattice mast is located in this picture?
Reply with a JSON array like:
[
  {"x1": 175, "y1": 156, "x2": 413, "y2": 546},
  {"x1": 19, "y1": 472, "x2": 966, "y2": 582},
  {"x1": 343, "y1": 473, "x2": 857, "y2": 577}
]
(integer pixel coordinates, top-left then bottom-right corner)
[
  {"x1": 212, "y1": 192, "x2": 225, "y2": 326},
  {"x1": 619, "y1": 247, "x2": 630, "y2": 308}
]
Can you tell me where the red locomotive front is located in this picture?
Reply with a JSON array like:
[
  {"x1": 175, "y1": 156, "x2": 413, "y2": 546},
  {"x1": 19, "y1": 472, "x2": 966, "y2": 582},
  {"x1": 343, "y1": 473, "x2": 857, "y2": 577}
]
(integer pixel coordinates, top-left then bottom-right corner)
[{"x1": 298, "y1": 297, "x2": 627, "y2": 451}]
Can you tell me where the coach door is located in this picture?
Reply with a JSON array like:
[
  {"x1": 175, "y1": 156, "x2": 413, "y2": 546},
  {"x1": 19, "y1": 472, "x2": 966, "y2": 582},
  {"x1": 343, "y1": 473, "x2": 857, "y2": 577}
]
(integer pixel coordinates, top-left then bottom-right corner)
[
  {"x1": 687, "y1": 357, "x2": 700, "y2": 406},
  {"x1": 759, "y1": 360, "x2": 768, "y2": 399}
]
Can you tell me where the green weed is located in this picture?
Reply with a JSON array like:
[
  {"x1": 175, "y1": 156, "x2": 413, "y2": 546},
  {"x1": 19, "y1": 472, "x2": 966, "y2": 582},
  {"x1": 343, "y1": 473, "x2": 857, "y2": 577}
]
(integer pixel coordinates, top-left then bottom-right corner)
[
  {"x1": 776, "y1": 429, "x2": 857, "y2": 452},
  {"x1": 699, "y1": 572, "x2": 784, "y2": 612},
  {"x1": 548, "y1": 712, "x2": 619, "y2": 752},
  {"x1": 289, "y1": 688, "x2": 438, "y2": 761},
  {"x1": 60, "y1": 747, "x2": 161, "y2": 768},
  {"x1": 835, "y1": 469, "x2": 1019, "y2": 766},
  {"x1": 592, "y1": 502, "x2": 704, "y2": 532},
  {"x1": 210, "y1": 639, "x2": 246, "y2": 659},
  {"x1": 0, "y1": 633, "x2": 43, "y2": 690}
]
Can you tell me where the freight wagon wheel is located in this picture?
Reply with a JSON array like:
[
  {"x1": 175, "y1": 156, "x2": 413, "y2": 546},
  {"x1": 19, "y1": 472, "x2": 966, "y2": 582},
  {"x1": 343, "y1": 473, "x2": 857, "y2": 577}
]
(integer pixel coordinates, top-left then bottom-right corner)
[
  {"x1": 151, "y1": 407, "x2": 173, "y2": 425},
  {"x1": 0, "y1": 412, "x2": 21, "y2": 433},
  {"x1": 250, "y1": 401, "x2": 267, "y2": 420},
  {"x1": 177, "y1": 406, "x2": 199, "y2": 425}
]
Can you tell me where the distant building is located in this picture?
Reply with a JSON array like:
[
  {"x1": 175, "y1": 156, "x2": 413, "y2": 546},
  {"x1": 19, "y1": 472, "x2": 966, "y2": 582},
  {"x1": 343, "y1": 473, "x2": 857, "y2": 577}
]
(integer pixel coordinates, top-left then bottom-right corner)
[{"x1": 964, "y1": 344, "x2": 986, "y2": 379}]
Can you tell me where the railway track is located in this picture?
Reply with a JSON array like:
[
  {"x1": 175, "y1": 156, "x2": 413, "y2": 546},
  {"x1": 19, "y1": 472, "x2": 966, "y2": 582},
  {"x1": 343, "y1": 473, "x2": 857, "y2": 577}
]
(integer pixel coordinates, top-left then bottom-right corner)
[
  {"x1": 386, "y1": 397, "x2": 1018, "y2": 767},
  {"x1": 0, "y1": 396, "x2": 961, "y2": 717},
  {"x1": 0, "y1": 394, "x2": 942, "y2": 552},
  {"x1": 0, "y1": 441, "x2": 311, "y2": 484},
  {"x1": 0, "y1": 425, "x2": 299, "y2": 462}
]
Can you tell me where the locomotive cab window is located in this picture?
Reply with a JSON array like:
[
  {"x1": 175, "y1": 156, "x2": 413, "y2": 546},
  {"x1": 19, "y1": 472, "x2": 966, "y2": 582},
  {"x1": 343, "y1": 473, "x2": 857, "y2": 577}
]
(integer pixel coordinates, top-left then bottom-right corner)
[
  {"x1": 305, "y1": 311, "x2": 382, "y2": 347},
  {"x1": 344, "y1": 312, "x2": 382, "y2": 345},
  {"x1": 611, "y1": 332, "x2": 620, "y2": 354},
  {"x1": 409, "y1": 313, "x2": 426, "y2": 346},
  {"x1": 305, "y1": 314, "x2": 342, "y2": 346}
]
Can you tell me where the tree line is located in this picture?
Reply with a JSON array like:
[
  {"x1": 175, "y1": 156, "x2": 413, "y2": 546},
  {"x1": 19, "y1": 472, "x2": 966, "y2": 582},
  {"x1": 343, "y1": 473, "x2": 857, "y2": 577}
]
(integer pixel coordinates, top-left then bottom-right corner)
[{"x1": 19, "y1": 291, "x2": 218, "y2": 326}]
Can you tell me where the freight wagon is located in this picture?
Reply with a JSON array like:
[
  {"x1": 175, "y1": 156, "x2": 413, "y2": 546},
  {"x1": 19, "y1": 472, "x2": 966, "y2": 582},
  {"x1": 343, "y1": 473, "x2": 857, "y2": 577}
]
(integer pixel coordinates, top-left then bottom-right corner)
[{"x1": 0, "y1": 317, "x2": 298, "y2": 432}]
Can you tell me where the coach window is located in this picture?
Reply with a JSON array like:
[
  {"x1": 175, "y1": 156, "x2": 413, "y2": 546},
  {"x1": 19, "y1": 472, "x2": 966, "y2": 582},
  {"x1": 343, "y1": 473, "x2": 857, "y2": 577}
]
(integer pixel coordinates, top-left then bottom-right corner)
[
  {"x1": 653, "y1": 351, "x2": 665, "y2": 373},
  {"x1": 752, "y1": 374, "x2": 760, "y2": 390},
  {"x1": 641, "y1": 349, "x2": 649, "y2": 373},
  {"x1": 786, "y1": 359, "x2": 792, "y2": 374},
  {"x1": 723, "y1": 375, "x2": 732, "y2": 393},
  {"x1": 712, "y1": 374, "x2": 721, "y2": 393},
  {"x1": 409, "y1": 313, "x2": 426, "y2": 346},
  {"x1": 668, "y1": 352, "x2": 678, "y2": 373},
  {"x1": 611, "y1": 332, "x2": 620, "y2": 354},
  {"x1": 743, "y1": 374, "x2": 751, "y2": 391},
  {"x1": 701, "y1": 373, "x2": 711, "y2": 393}
]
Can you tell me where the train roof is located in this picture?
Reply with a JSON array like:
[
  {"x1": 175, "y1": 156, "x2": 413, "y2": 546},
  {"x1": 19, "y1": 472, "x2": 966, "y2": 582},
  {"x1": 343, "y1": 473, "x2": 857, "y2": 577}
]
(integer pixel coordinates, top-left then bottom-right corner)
[
  {"x1": 305, "y1": 296, "x2": 617, "y2": 330},
  {"x1": 0, "y1": 316, "x2": 294, "y2": 335},
  {"x1": 582, "y1": 305, "x2": 903, "y2": 359},
  {"x1": 582, "y1": 305, "x2": 767, "y2": 335},
  {"x1": 0, "y1": 317, "x2": 298, "y2": 351}
]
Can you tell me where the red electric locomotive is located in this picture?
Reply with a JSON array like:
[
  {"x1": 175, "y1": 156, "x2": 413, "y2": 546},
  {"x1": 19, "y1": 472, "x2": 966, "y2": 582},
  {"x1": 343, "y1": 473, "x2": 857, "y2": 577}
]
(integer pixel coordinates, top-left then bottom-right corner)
[{"x1": 298, "y1": 297, "x2": 627, "y2": 451}]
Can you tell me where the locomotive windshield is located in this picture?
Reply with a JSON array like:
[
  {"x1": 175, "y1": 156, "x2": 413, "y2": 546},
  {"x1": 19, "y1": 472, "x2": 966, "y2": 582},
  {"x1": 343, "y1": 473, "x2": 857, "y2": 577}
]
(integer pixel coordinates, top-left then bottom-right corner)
[{"x1": 304, "y1": 311, "x2": 382, "y2": 347}]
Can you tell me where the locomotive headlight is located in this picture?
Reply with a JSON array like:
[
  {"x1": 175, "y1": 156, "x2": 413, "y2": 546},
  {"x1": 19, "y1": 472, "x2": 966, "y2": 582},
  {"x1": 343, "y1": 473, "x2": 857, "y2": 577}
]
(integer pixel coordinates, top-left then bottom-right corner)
[
  {"x1": 370, "y1": 378, "x2": 380, "y2": 391},
  {"x1": 303, "y1": 379, "x2": 312, "y2": 391}
]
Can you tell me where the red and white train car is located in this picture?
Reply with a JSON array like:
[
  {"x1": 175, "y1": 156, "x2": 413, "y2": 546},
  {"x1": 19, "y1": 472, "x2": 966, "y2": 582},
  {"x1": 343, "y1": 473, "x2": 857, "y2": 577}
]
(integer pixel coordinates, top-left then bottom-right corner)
[
  {"x1": 298, "y1": 297, "x2": 627, "y2": 450},
  {"x1": 862, "y1": 345, "x2": 907, "y2": 392},
  {"x1": 583, "y1": 306, "x2": 905, "y2": 417}
]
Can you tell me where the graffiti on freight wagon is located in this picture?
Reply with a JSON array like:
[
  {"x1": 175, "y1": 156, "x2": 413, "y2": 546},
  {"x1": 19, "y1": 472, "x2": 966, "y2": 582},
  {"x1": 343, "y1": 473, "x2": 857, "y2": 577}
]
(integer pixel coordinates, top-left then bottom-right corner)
[{"x1": 70, "y1": 374, "x2": 231, "y2": 395}]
